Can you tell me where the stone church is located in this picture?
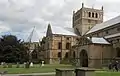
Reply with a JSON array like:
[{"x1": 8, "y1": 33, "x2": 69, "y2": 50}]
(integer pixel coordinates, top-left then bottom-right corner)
[
  {"x1": 71, "y1": 3, "x2": 120, "y2": 68},
  {"x1": 43, "y1": 24, "x2": 79, "y2": 64},
  {"x1": 42, "y1": 3, "x2": 120, "y2": 68}
]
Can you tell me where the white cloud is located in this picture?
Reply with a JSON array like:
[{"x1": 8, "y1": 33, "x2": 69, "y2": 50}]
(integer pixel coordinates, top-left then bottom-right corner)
[{"x1": 0, "y1": 0, "x2": 119, "y2": 41}]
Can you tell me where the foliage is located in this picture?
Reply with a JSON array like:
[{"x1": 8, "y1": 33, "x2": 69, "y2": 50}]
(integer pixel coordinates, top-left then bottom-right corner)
[{"x1": 0, "y1": 35, "x2": 29, "y2": 63}]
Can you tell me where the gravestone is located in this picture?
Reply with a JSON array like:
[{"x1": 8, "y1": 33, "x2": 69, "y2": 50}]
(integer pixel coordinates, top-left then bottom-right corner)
[
  {"x1": 25, "y1": 62, "x2": 30, "y2": 68},
  {"x1": 3, "y1": 62, "x2": 7, "y2": 68},
  {"x1": 30, "y1": 62, "x2": 33, "y2": 67},
  {"x1": 24, "y1": 62, "x2": 26, "y2": 68},
  {"x1": 56, "y1": 68, "x2": 74, "y2": 76},
  {"x1": 8, "y1": 63, "x2": 12, "y2": 68},
  {"x1": 41, "y1": 61, "x2": 44, "y2": 67},
  {"x1": 75, "y1": 67, "x2": 98, "y2": 76},
  {"x1": 16, "y1": 62, "x2": 20, "y2": 68}
]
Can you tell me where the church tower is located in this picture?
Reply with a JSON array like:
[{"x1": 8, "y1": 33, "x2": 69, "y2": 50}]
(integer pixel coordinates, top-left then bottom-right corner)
[{"x1": 73, "y1": 3, "x2": 103, "y2": 36}]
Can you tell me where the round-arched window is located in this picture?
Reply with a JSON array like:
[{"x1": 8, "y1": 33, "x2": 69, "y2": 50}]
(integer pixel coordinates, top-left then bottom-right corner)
[{"x1": 88, "y1": 12, "x2": 91, "y2": 17}]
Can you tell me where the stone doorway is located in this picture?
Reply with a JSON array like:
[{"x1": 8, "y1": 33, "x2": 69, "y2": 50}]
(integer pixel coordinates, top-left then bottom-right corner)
[
  {"x1": 116, "y1": 47, "x2": 120, "y2": 57},
  {"x1": 80, "y1": 50, "x2": 88, "y2": 67}
]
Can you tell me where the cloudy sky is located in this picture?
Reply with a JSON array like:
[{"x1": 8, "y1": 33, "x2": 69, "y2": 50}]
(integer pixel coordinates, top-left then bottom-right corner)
[{"x1": 0, "y1": 0, "x2": 120, "y2": 41}]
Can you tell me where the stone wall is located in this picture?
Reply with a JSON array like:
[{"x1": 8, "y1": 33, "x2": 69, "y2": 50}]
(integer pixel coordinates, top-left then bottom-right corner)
[{"x1": 71, "y1": 43, "x2": 112, "y2": 68}]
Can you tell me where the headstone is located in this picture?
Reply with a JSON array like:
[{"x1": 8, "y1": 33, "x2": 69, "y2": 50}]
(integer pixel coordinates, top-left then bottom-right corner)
[
  {"x1": 41, "y1": 61, "x2": 44, "y2": 67},
  {"x1": 56, "y1": 68, "x2": 74, "y2": 76},
  {"x1": 24, "y1": 62, "x2": 26, "y2": 68},
  {"x1": 8, "y1": 63, "x2": 12, "y2": 68},
  {"x1": 1, "y1": 62, "x2": 4, "y2": 65},
  {"x1": 3, "y1": 62, "x2": 7, "y2": 68},
  {"x1": 25, "y1": 62, "x2": 30, "y2": 68},
  {"x1": 75, "y1": 67, "x2": 102, "y2": 76},
  {"x1": 1, "y1": 62, "x2": 4, "y2": 68},
  {"x1": 16, "y1": 62, "x2": 20, "y2": 68},
  {"x1": 30, "y1": 62, "x2": 33, "y2": 67}
]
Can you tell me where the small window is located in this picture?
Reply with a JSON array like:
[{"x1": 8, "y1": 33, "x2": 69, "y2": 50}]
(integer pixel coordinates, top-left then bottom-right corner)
[
  {"x1": 92, "y1": 12, "x2": 94, "y2": 17},
  {"x1": 58, "y1": 42, "x2": 62, "y2": 49},
  {"x1": 73, "y1": 51, "x2": 75, "y2": 58},
  {"x1": 117, "y1": 39, "x2": 119, "y2": 42},
  {"x1": 117, "y1": 28, "x2": 120, "y2": 31},
  {"x1": 66, "y1": 37, "x2": 70, "y2": 40},
  {"x1": 76, "y1": 38, "x2": 79, "y2": 41},
  {"x1": 88, "y1": 12, "x2": 91, "y2": 17},
  {"x1": 66, "y1": 43, "x2": 71, "y2": 49},
  {"x1": 95, "y1": 13, "x2": 98, "y2": 18},
  {"x1": 106, "y1": 31, "x2": 108, "y2": 34},
  {"x1": 58, "y1": 52, "x2": 61, "y2": 58}
]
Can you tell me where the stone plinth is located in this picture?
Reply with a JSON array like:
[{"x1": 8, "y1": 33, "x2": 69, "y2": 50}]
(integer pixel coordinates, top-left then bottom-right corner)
[
  {"x1": 75, "y1": 67, "x2": 96, "y2": 76},
  {"x1": 56, "y1": 68, "x2": 74, "y2": 76}
]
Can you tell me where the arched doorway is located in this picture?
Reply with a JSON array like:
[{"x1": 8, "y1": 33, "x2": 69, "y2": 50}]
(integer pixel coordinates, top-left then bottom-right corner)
[
  {"x1": 116, "y1": 47, "x2": 120, "y2": 57},
  {"x1": 80, "y1": 50, "x2": 88, "y2": 67}
]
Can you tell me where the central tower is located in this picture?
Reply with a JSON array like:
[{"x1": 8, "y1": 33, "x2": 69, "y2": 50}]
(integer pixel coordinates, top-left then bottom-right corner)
[{"x1": 73, "y1": 3, "x2": 103, "y2": 36}]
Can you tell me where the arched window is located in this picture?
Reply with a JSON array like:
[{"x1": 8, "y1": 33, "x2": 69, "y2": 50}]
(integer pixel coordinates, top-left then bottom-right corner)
[
  {"x1": 58, "y1": 52, "x2": 61, "y2": 58},
  {"x1": 88, "y1": 12, "x2": 91, "y2": 17},
  {"x1": 66, "y1": 43, "x2": 71, "y2": 49},
  {"x1": 95, "y1": 13, "x2": 98, "y2": 18},
  {"x1": 31, "y1": 50, "x2": 38, "y2": 59},
  {"x1": 65, "y1": 52, "x2": 68, "y2": 58},
  {"x1": 116, "y1": 48, "x2": 120, "y2": 57},
  {"x1": 92, "y1": 12, "x2": 94, "y2": 17},
  {"x1": 73, "y1": 51, "x2": 75, "y2": 58}
]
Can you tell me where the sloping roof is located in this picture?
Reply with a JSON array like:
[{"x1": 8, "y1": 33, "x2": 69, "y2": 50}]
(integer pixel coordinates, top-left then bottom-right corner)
[
  {"x1": 25, "y1": 27, "x2": 46, "y2": 42},
  {"x1": 51, "y1": 26, "x2": 77, "y2": 36},
  {"x1": 87, "y1": 37, "x2": 110, "y2": 44},
  {"x1": 0, "y1": 27, "x2": 46, "y2": 42},
  {"x1": 86, "y1": 15, "x2": 120, "y2": 34},
  {"x1": 105, "y1": 33, "x2": 120, "y2": 39},
  {"x1": 26, "y1": 28, "x2": 39, "y2": 42}
]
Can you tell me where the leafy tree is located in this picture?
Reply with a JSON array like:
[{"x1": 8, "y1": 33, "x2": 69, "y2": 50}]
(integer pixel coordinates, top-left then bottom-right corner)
[{"x1": 0, "y1": 35, "x2": 29, "y2": 63}]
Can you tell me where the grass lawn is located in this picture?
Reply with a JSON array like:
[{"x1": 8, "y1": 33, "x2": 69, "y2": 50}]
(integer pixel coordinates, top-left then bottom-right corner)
[
  {"x1": 95, "y1": 71, "x2": 120, "y2": 76},
  {"x1": 0, "y1": 64, "x2": 73, "y2": 74},
  {"x1": 1, "y1": 64, "x2": 120, "y2": 76}
]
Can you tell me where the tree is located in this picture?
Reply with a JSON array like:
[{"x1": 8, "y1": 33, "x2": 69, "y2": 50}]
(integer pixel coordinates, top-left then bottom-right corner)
[{"x1": 0, "y1": 35, "x2": 28, "y2": 63}]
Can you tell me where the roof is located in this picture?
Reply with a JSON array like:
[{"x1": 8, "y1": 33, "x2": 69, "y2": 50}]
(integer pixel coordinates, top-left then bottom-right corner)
[
  {"x1": 105, "y1": 33, "x2": 120, "y2": 39},
  {"x1": 26, "y1": 28, "x2": 40, "y2": 43},
  {"x1": 51, "y1": 26, "x2": 77, "y2": 36},
  {"x1": 86, "y1": 15, "x2": 120, "y2": 34},
  {"x1": 87, "y1": 37, "x2": 110, "y2": 44},
  {"x1": 0, "y1": 28, "x2": 46, "y2": 42}
]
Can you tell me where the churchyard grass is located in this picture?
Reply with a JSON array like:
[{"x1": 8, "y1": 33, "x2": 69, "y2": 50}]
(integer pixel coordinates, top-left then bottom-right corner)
[
  {"x1": 95, "y1": 71, "x2": 120, "y2": 76},
  {"x1": 0, "y1": 64, "x2": 73, "y2": 74}
]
